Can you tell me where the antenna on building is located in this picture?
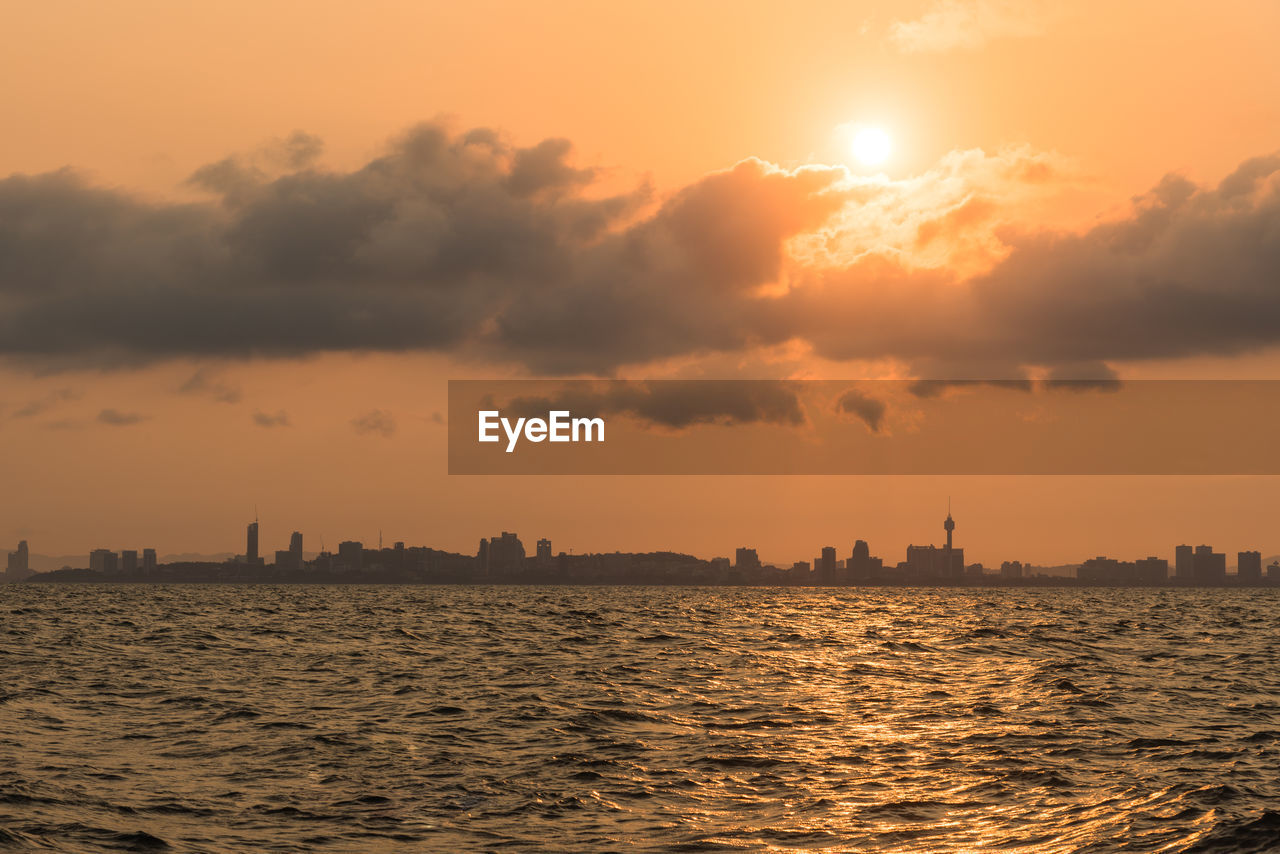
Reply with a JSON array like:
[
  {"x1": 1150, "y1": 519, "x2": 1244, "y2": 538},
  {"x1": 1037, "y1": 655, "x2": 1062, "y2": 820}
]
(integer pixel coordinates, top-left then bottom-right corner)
[{"x1": 379, "y1": 529, "x2": 383, "y2": 550}]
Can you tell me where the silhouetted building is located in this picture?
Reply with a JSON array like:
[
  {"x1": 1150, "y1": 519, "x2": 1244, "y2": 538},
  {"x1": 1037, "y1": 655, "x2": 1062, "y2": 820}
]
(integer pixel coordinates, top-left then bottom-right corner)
[
  {"x1": 338, "y1": 540, "x2": 363, "y2": 570},
  {"x1": 1193, "y1": 544, "x2": 1226, "y2": 583},
  {"x1": 1238, "y1": 550, "x2": 1262, "y2": 583},
  {"x1": 272, "y1": 531, "x2": 304, "y2": 571},
  {"x1": 121, "y1": 550, "x2": 138, "y2": 574},
  {"x1": 1000, "y1": 560, "x2": 1024, "y2": 580},
  {"x1": 487, "y1": 532, "x2": 525, "y2": 572},
  {"x1": 89, "y1": 548, "x2": 118, "y2": 574},
  {"x1": 537, "y1": 538, "x2": 552, "y2": 565},
  {"x1": 1175, "y1": 544, "x2": 1194, "y2": 579},
  {"x1": 1269, "y1": 561, "x2": 1280, "y2": 580},
  {"x1": 1079, "y1": 556, "x2": 1167, "y2": 585},
  {"x1": 735, "y1": 547, "x2": 761, "y2": 572},
  {"x1": 1135, "y1": 557, "x2": 1168, "y2": 584},
  {"x1": 905, "y1": 509, "x2": 964, "y2": 580},
  {"x1": 142, "y1": 548, "x2": 157, "y2": 574},
  {"x1": 246, "y1": 521, "x2": 261, "y2": 566},
  {"x1": 905, "y1": 544, "x2": 964, "y2": 579},
  {"x1": 818, "y1": 546, "x2": 837, "y2": 585},
  {"x1": 6, "y1": 540, "x2": 30, "y2": 580},
  {"x1": 848, "y1": 540, "x2": 872, "y2": 581}
]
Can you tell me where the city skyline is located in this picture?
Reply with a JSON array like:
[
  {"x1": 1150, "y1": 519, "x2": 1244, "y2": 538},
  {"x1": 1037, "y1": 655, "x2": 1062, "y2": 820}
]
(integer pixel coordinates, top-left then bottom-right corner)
[{"x1": 8, "y1": 507, "x2": 1279, "y2": 586}]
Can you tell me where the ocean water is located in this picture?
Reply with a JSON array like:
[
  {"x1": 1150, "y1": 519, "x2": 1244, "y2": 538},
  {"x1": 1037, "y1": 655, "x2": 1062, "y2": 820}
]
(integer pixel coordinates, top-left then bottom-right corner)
[{"x1": 2, "y1": 585, "x2": 1279, "y2": 853}]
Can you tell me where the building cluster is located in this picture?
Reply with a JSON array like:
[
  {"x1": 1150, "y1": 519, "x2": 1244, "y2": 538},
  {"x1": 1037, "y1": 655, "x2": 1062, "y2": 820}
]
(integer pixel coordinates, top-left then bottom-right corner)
[
  {"x1": 88, "y1": 547, "x2": 158, "y2": 576},
  {"x1": 7, "y1": 510, "x2": 1280, "y2": 587},
  {"x1": 4, "y1": 540, "x2": 32, "y2": 582}
]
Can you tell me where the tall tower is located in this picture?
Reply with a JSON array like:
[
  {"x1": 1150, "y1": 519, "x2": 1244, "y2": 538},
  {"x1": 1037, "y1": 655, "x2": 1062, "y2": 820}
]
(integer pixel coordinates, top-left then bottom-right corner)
[
  {"x1": 247, "y1": 520, "x2": 259, "y2": 565},
  {"x1": 944, "y1": 504, "x2": 955, "y2": 552}
]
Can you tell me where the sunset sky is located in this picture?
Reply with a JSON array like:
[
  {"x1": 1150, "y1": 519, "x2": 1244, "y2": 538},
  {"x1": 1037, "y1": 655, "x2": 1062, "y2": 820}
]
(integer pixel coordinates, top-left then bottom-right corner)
[{"x1": 3, "y1": 0, "x2": 1280, "y2": 567}]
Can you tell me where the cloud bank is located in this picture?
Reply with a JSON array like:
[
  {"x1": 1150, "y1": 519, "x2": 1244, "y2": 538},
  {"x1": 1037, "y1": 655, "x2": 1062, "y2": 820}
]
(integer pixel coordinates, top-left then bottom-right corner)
[{"x1": 1, "y1": 122, "x2": 1278, "y2": 379}]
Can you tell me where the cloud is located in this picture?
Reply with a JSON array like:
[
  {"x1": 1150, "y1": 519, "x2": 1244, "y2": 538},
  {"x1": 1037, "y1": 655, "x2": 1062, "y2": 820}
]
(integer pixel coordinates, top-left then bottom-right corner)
[
  {"x1": 351, "y1": 409, "x2": 396, "y2": 437},
  {"x1": 890, "y1": 0, "x2": 1054, "y2": 53},
  {"x1": 502, "y1": 380, "x2": 807, "y2": 431},
  {"x1": 97, "y1": 408, "x2": 147, "y2": 425},
  {"x1": 252, "y1": 409, "x2": 291, "y2": 427},
  {"x1": 1, "y1": 121, "x2": 1278, "y2": 382},
  {"x1": 12, "y1": 387, "x2": 80, "y2": 418},
  {"x1": 178, "y1": 368, "x2": 242, "y2": 403},
  {"x1": 834, "y1": 389, "x2": 887, "y2": 433}
]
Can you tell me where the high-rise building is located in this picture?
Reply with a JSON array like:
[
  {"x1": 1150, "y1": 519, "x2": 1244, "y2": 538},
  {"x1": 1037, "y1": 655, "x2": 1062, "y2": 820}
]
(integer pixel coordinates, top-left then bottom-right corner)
[
  {"x1": 487, "y1": 532, "x2": 526, "y2": 572},
  {"x1": 89, "y1": 548, "x2": 118, "y2": 574},
  {"x1": 1193, "y1": 545, "x2": 1226, "y2": 583},
  {"x1": 289, "y1": 531, "x2": 303, "y2": 562},
  {"x1": 537, "y1": 538, "x2": 552, "y2": 563},
  {"x1": 121, "y1": 550, "x2": 138, "y2": 574},
  {"x1": 338, "y1": 541, "x2": 363, "y2": 569},
  {"x1": 1238, "y1": 550, "x2": 1262, "y2": 583},
  {"x1": 142, "y1": 548, "x2": 157, "y2": 574},
  {"x1": 735, "y1": 547, "x2": 761, "y2": 571},
  {"x1": 1175, "y1": 544, "x2": 1194, "y2": 579},
  {"x1": 818, "y1": 546, "x2": 837, "y2": 585},
  {"x1": 1135, "y1": 557, "x2": 1168, "y2": 584},
  {"x1": 848, "y1": 540, "x2": 871, "y2": 581},
  {"x1": 6, "y1": 540, "x2": 30, "y2": 580},
  {"x1": 246, "y1": 521, "x2": 260, "y2": 566}
]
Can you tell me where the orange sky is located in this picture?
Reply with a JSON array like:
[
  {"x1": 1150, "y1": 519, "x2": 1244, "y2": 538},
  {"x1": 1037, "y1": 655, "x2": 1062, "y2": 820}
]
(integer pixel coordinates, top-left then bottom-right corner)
[{"x1": 3, "y1": 1, "x2": 1280, "y2": 566}]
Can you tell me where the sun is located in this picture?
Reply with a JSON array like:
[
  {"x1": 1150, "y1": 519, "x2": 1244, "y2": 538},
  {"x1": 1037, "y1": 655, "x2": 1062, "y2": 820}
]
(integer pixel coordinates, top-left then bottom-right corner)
[{"x1": 851, "y1": 127, "x2": 892, "y2": 167}]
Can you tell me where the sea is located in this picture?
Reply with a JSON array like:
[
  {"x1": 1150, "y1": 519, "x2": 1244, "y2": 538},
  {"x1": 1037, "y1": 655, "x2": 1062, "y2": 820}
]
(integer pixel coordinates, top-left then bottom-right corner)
[{"x1": 2, "y1": 584, "x2": 1279, "y2": 853}]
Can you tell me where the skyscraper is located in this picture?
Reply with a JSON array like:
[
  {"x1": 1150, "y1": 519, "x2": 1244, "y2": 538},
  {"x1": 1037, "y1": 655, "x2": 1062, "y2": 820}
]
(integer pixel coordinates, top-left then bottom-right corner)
[
  {"x1": 819, "y1": 546, "x2": 837, "y2": 585},
  {"x1": 6, "y1": 540, "x2": 30, "y2": 580},
  {"x1": 142, "y1": 548, "x2": 157, "y2": 574},
  {"x1": 290, "y1": 531, "x2": 303, "y2": 566},
  {"x1": 246, "y1": 520, "x2": 259, "y2": 566},
  {"x1": 1193, "y1": 545, "x2": 1226, "y2": 584},
  {"x1": 1238, "y1": 550, "x2": 1262, "y2": 584},
  {"x1": 1175, "y1": 545, "x2": 1193, "y2": 579},
  {"x1": 89, "y1": 548, "x2": 118, "y2": 574}
]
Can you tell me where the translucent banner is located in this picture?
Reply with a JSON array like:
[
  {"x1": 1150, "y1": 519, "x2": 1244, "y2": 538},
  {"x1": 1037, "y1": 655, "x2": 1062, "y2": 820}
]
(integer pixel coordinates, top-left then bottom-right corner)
[{"x1": 448, "y1": 379, "x2": 1280, "y2": 474}]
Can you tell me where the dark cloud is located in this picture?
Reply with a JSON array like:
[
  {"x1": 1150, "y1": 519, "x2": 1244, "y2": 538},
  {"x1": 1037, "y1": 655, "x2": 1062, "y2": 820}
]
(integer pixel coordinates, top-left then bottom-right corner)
[
  {"x1": 834, "y1": 389, "x2": 887, "y2": 433},
  {"x1": 252, "y1": 410, "x2": 291, "y2": 428},
  {"x1": 178, "y1": 368, "x2": 242, "y2": 403},
  {"x1": 351, "y1": 409, "x2": 396, "y2": 437},
  {"x1": 97, "y1": 408, "x2": 147, "y2": 426},
  {"x1": 12, "y1": 387, "x2": 80, "y2": 418},
  {"x1": 503, "y1": 380, "x2": 807, "y2": 430},
  {"x1": 792, "y1": 154, "x2": 1280, "y2": 373},
  {"x1": 1042, "y1": 361, "x2": 1121, "y2": 391},
  {"x1": 1, "y1": 122, "x2": 1278, "y2": 378}
]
